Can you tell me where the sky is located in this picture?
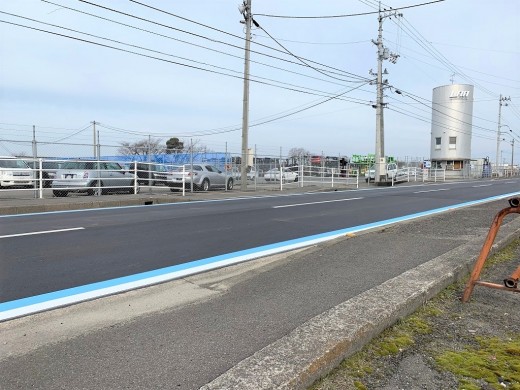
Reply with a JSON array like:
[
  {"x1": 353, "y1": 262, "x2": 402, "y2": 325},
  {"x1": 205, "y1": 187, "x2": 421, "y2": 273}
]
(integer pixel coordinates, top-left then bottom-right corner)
[{"x1": 0, "y1": 0, "x2": 519, "y2": 162}]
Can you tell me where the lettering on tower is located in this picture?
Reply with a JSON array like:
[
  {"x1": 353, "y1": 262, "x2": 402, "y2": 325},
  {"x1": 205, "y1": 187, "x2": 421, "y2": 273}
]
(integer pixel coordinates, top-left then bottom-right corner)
[{"x1": 449, "y1": 90, "x2": 470, "y2": 99}]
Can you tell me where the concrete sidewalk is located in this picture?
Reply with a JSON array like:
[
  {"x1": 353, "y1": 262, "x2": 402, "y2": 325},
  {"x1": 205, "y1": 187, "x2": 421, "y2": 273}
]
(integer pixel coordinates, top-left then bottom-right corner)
[{"x1": 1, "y1": 190, "x2": 519, "y2": 389}]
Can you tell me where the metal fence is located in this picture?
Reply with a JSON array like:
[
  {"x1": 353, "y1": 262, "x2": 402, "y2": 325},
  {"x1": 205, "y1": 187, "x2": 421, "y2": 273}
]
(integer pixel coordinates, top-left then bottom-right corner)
[
  {"x1": 0, "y1": 157, "x2": 362, "y2": 199},
  {"x1": 1, "y1": 150, "x2": 518, "y2": 199}
]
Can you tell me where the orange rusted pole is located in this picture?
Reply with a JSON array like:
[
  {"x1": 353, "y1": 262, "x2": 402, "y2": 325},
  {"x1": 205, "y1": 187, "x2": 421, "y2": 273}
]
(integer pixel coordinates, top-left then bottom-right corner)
[{"x1": 461, "y1": 199, "x2": 520, "y2": 302}]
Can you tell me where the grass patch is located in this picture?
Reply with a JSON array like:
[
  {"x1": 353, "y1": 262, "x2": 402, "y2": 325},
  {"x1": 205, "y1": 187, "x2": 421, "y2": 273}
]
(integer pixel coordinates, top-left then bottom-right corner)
[
  {"x1": 435, "y1": 335, "x2": 520, "y2": 390},
  {"x1": 310, "y1": 302, "x2": 441, "y2": 389}
]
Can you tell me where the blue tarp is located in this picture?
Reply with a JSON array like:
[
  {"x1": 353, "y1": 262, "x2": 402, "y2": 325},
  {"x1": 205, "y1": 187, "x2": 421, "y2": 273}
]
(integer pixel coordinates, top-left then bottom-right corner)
[{"x1": 101, "y1": 153, "x2": 230, "y2": 167}]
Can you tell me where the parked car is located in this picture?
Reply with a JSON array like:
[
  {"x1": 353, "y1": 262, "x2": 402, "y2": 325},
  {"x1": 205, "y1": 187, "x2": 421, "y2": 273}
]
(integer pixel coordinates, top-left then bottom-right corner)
[
  {"x1": 247, "y1": 167, "x2": 258, "y2": 180},
  {"x1": 26, "y1": 160, "x2": 63, "y2": 188},
  {"x1": 365, "y1": 162, "x2": 398, "y2": 182},
  {"x1": 132, "y1": 163, "x2": 168, "y2": 186},
  {"x1": 0, "y1": 156, "x2": 34, "y2": 188},
  {"x1": 52, "y1": 160, "x2": 139, "y2": 197},
  {"x1": 264, "y1": 167, "x2": 299, "y2": 182},
  {"x1": 166, "y1": 164, "x2": 233, "y2": 191}
]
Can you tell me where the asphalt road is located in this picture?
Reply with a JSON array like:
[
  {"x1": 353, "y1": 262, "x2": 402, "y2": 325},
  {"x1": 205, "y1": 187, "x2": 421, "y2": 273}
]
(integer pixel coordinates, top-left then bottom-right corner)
[
  {"x1": 2, "y1": 189, "x2": 520, "y2": 389},
  {"x1": 2, "y1": 179, "x2": 520, "y2": 305},
  {"x1": 0, "y1": 180, "x2": 520, "y2": 390}
]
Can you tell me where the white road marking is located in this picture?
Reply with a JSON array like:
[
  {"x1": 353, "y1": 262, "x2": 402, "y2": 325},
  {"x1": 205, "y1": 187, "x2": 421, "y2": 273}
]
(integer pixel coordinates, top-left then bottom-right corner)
[
  {"x1": 472, "y1": 184, "x2": 493, "y2": 188},
  {"x1": 0, "y1": 227, "x2": 85, "y2": 239},
  {"x1": 273, "y1": 197, "x2": 363, "y2": 208},
  {"x1": 413, "y1": 189, "x2": 449, "y2": 194}
]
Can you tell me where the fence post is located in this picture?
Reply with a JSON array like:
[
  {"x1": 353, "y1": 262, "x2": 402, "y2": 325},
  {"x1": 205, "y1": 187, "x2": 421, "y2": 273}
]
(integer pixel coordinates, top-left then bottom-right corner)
[
  {"x1": 38, "y1": 158, "x2": 43, "y2": 199},
  {"x1": 133, "y1": 161, "x2": 138, "y2": 194},
  {"x1": 182, "y1": 164, "x2": 186, "y2": 197}
]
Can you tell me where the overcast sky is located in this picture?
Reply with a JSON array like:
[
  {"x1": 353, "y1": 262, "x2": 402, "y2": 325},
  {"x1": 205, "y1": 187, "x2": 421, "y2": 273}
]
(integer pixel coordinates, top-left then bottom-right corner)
[{"x1": 0, "y1": 0, "x2": 519, "y2": 161}]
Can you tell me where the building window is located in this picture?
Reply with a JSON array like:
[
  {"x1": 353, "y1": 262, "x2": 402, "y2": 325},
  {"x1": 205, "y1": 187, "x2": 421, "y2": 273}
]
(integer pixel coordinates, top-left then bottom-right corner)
[
  {"x1": 449, "y1": 136, "x2": 457, "y2": 149},
  {"x1": 435, "y1": 137, "x2": 441, "y2": 150}
]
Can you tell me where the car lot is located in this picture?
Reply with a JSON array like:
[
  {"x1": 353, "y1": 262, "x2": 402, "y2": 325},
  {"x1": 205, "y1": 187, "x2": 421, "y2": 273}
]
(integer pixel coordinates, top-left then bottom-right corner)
[{"x1": 0, "y1": 158, "x2": 364, "y2": 200}]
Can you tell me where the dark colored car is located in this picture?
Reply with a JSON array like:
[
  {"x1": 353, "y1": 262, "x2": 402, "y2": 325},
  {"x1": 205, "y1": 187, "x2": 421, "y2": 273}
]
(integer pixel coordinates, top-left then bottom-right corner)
[
  {"x1": 27, "y1": 160, "x2": 64, "y2": 188},
  {"x1": 133, "y1": 163, "x2": 168, "y2": 186}
]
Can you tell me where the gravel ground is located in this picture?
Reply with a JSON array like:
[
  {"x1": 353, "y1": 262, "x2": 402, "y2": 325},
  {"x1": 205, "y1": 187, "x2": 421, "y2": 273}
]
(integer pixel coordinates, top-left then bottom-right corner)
[{"x1": 311, "y1": 240, "x2": 520, "y2": 390}]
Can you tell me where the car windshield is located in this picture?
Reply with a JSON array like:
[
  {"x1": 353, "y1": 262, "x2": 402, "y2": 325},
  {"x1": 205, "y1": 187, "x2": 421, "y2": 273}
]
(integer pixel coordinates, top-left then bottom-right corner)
[
  {"x1": 42, "y1": 161, "x2": 62, "y2": 169},
  {"x1": 0, "y1": 159, "x2": 30, "y2": 169},
  {"x1": 61, "y1": 161, "x2": 96, "y2": 170}
]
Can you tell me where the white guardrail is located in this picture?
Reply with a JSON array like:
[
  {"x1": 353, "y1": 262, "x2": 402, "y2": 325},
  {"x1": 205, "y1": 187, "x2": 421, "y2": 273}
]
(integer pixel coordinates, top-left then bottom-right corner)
[{"x1": 1, "y1": 157, "x2": 517, "y2": 199}]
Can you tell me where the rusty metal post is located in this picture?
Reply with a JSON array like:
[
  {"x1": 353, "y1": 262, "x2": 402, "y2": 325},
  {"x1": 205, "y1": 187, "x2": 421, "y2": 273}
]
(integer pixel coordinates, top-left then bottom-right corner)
[{"x1": 461, "y1": 198, "x2": 520, "y2": 302}]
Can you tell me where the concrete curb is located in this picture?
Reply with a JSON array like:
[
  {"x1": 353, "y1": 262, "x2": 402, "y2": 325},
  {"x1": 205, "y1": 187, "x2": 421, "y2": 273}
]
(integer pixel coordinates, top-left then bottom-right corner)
[{"x1": 200, "y1": 214, "x2": 520, "y2": 389}]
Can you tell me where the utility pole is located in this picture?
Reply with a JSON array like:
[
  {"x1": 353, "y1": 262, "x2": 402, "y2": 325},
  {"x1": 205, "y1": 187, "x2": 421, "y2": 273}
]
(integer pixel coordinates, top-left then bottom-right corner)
[
  {"x1": 495, "y1": 95, "x2": 511, "y2": 172},
  {"x1": 370, "y1": 6, "x2": 401, "y2": 184},
  {"x1": 92, "y1": 120, "x2": 97, "y2": 159},
  {"x1": 239, "y1": 0, "x2": 252, "y2": 191},
  {"x1": 32, "y1": 125, "x2": 37, "y2": 160}
]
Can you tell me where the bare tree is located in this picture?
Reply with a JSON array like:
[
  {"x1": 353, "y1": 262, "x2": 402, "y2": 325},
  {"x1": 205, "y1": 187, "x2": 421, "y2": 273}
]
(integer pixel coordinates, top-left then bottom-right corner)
[
  {"x1": 288, "y1": 147, "x2": 310, "y2": 165},
  {"x1": 118, "y1": 138, "x2": 164, "y2": 156}
]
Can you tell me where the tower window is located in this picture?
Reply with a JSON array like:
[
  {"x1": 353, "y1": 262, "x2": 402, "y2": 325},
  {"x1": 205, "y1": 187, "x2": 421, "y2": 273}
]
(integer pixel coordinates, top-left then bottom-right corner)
[
  {"x1": 435, "y1": 137, "x2": 441, "y2": 150},
  {"x1": 449, "y1": 137, "x2": 457, "y2": 149}
]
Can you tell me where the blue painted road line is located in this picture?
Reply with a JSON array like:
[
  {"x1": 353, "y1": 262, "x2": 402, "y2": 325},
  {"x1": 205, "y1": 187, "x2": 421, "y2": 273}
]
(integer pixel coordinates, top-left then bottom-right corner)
[{"x1": 1, "y1": 192, "x2": 519, "y2": 322}]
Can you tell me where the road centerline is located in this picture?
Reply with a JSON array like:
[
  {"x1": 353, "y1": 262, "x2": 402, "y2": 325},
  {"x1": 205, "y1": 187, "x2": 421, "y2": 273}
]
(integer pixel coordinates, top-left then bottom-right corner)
[
  {"x1": 0, "y1": 227, "x2": 85, "y2": 239},
  {"x1": 273, "y1": 197, "x2": 364, "y2": 209},
  {"x1": 413, "y1": 189, "x2": 449, "y2": 194}
]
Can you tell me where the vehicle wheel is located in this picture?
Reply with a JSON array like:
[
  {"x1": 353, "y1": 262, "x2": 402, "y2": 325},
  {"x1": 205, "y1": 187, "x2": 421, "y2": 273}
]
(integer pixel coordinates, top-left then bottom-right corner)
[
  {"x1": 87, "y1": 181, "x2": 104, "y2": 196},
  {"x1": 53, "y1": 190, "x2": 68, "y2": 197},
  {"x1": 227, "y1": 178, "x2": 234, "y2": 190},
  {"x1": 365, "y1": 178, "x2": 369, "y2": 183},
  {"x1": 201, "y1": 179, "x2": 210, "y2": 192},
  {"x1": 294, "y1": 176, "x2": 299, "y2": 182}
]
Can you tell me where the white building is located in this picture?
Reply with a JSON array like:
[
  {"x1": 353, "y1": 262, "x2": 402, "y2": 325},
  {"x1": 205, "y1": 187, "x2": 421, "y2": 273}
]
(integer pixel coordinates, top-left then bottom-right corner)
[{"x1": 430, "y1": 84, "x2": 474, "y2": 177}]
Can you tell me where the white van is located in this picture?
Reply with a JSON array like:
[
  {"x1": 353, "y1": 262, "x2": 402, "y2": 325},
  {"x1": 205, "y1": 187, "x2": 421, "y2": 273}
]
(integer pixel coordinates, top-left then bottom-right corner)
[
  {"x1": 0, "y1": 156, "x2": 34, "y2": 188},
  {"x1": 365, "y1": 162, "x2": 398, "y2": 182}
]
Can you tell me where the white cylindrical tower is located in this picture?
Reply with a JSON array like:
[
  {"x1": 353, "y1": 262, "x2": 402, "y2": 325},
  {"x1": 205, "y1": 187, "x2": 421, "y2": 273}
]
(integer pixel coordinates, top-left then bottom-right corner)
[{"x1": 430, "y1": 84, "x2": 474, "y2": 161}]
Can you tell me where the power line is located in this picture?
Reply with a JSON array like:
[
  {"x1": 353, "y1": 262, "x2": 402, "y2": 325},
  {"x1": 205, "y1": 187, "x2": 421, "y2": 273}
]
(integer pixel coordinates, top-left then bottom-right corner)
[
  {"x1": 0, "y1": 19, "x2": 371, "y2": 100},
  {"x1": 34, "y1": 3, "x2": 362, "y2": 88},
  {"x1": 254, "y1": 21, "x2": 363, "y2": 83},
  {"x1": 64, "y1": 0, "x2": 369, "y2": 82},
  {"x1": 98, "y1": 82, "x2": 372, "y2": 138},
  {"x1": 392, "y1": 16, "x2": 497, "y2": 97},
  {"x1": 255, "y1": 0, "x2": 444, "y2": 18}
]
